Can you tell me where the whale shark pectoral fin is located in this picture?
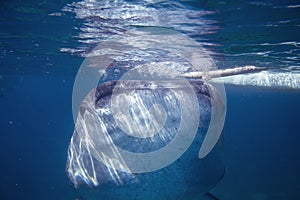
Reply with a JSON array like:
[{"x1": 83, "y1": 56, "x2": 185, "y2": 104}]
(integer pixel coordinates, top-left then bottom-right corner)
[{"x1": 199, "y1": 84, "x2": 226, "y2": 159}]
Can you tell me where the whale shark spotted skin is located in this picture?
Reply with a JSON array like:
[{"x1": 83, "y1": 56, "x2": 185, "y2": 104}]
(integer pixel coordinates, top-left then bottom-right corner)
[{"x1": 66, "y1": 80, "x2": 225, "y2": 200}]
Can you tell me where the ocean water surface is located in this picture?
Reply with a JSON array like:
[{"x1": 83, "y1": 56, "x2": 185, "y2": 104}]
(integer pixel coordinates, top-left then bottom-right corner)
[{"x1": 0, "y1": 0, "x2": 300, "y2": 199}]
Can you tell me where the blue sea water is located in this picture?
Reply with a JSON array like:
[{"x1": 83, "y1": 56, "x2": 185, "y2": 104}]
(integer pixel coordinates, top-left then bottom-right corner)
[{"x1": 0, "y1": 0, "x2": 300, "y2": 199}]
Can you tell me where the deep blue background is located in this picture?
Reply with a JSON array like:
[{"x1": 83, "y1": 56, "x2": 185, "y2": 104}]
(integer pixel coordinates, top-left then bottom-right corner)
[{"x1": 213, "y1": 85, "x2": 300, "y2": 199}]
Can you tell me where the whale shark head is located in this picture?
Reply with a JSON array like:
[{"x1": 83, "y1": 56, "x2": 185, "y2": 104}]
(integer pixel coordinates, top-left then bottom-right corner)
[{"x1": 66, "y1": 79, "x2": 225, "y2": 200}]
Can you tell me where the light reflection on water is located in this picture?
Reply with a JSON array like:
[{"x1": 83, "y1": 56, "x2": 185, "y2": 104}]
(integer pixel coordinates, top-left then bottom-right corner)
[
  {"x1": 59, "y1": 0, "x2": 300, "y2": 69},
  {"x1": 57, "y1": 0, "x2": 300, "y2": 89},
  {"x1": 59, "y1": 0, "x2": 218, "y2": 55}
]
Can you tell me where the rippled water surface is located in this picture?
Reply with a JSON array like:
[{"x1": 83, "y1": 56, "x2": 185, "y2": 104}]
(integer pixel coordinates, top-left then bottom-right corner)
[
  {"x1": 0, "y1": 0, "x2": 300, "y2": 199},
  {"x1": 59, "y1": 0, "x2": 300, "y2": 69}
]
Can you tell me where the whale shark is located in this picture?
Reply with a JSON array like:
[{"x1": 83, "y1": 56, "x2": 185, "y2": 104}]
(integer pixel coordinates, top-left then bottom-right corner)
[
  {"x1": 67, "y1": 79, "x2": 225, "y2": 200},
  {"x1": 66, "y1": 25, "x2": 300, "y2": 199}
]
